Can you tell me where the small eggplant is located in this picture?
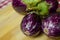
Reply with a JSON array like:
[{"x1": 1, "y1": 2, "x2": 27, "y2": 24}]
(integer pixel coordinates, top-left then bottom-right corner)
[
  {"x1": 12, "y1": 0, "x2": 27, "y2": 14},
  {"x1": 46, "y1": 0, "x2": 58, "y2": 13},
  {"x1": 42, "y1": 13, "x2": 60, "y2": 37},
  {"x1": 21, "y1": 12, "x2": 42, "y2": 36}
]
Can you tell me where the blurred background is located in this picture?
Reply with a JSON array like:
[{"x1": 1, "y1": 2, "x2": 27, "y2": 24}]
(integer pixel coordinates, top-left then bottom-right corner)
[{"x1": 0, "y1": 0, "x2": 12, "y2": 8}]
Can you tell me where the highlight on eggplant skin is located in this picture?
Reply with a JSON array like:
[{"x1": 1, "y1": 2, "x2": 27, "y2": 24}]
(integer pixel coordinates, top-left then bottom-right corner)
[
  {"x1": 42, "y1": 13, "x2": 60, "y2": 37},
  {"x1": 12, "y1": 0, "x2": 27, "y2": 14},
  {"x1": 46, "y1": 0, "x2": 58, "y2": 13},
  {"x1": 21, "y1": 12, "x2": 42, "y2": 36}
]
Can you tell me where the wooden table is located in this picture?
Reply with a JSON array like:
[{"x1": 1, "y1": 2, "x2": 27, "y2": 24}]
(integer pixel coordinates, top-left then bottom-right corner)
[{"x1": 0, "y1": 4, "x2": 60, "y2": 40}]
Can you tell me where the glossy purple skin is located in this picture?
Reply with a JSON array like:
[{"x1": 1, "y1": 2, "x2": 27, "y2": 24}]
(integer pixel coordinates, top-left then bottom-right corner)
[
  {"x1": 42, "y1": 14, "x2": 60, "y2": 37},
  {"x1": 21, "y1": 13, "x2": 42, "y2": 36},
  {"x1": 46, "y1": 0, "x2": 58, "y2": 13},
  {"x1": 12, "y1": 0, "x2": 26, "y2": 13}
]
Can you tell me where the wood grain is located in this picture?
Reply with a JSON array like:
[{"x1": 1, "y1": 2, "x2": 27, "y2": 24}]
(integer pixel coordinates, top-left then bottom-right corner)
[{"x1": 0, "y1": 4, "x2": 60, "y2": 40}]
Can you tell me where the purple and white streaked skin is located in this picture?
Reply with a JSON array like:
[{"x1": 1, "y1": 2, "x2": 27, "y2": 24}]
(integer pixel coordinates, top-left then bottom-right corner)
[
  {"x1": 42, "y1": 14, "x2": 60, "y2": 37},
  {"x1": 12, "y1": 0, "x2": 26, "y2": 13},
  {"x1": 46, "y1": 0, "x2": 58, "y2": 13},
  {"x1": 21, "y1": 12, "x2": 42, "y2": 36}
]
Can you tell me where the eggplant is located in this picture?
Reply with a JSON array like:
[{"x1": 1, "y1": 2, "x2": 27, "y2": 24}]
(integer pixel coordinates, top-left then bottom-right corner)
[
  {"x1": 21, "y1": 12, "x2": 42, "y2": 36},
  {"x1": 12, "y1": 0, "x2": 27, "y2": 14},
  {"x1": 46, "y1": 0, "x2": 58, "y2": 13},
  {"x1": 42, "y1": 13, "x2": 60, "y2": 37}
]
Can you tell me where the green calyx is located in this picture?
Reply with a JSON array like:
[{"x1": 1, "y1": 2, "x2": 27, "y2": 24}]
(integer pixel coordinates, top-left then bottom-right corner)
[
  {"x1": 22, "y1": 0, "x2": 49, "y2": 17},
  {"x1": 37, "y1": 1, "x2": 49, "y2": 16},
  {"x1": 22, "y1": 0, "x2": 41, "y2": 8}
]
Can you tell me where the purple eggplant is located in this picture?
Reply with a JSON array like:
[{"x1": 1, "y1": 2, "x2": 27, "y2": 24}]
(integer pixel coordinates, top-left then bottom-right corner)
[
  {"x1": 21, "y1": 12, "x2": 42, "y2": 36},
  {"x1": 46, "y1": 0, "x2": 58, "y2": 13},
  {"x1": 12, "y1": 0, "x2": 27, "y2": 14},
  {"x1": 42, "y1": 13, "x2": 60, "y2": 37}
]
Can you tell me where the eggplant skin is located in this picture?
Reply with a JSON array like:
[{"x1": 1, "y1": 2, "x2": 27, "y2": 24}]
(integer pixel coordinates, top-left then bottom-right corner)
[
  {"x1": 42, "y1": 13, "x2": 60, "y2": 37},
  {"x1": 21, "y1": 12, "x2": 42, "y2": 36}
]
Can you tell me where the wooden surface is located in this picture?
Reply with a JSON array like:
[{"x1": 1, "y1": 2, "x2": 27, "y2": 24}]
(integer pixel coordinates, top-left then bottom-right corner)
[{"x1": 0, "y1": 4, "x2": 60, "y2": 40}]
